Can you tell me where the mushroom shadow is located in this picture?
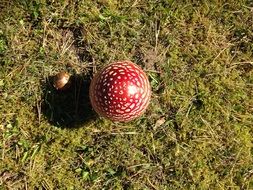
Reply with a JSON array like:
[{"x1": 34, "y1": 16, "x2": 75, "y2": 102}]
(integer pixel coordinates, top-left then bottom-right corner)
[{"x1": 41, "y1": 72, "x2": 97, "y2": 128}]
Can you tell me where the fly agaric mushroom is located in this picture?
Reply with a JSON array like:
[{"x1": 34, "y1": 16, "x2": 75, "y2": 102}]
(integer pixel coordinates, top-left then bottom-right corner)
[{"x1": 89, "y1": 60, "x2": 151, "y2": 122}]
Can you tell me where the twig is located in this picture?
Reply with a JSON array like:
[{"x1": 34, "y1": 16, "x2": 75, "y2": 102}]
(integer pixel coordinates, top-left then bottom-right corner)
[
  {"x1": 212, "y1": 46, "x2": 230, "y2": 64},
  {"x1": 231, "y1": 61, "x2": 253, "y2": 66},
  {"x1": 110, "y1": 132, "x2": 138, "y2": 135},
  {"x1": 35, "y1": 94, "x2": 41, "y2": 125},
  {"x1": 144, "y1": 69, "x2": 161, "y2": 73}
]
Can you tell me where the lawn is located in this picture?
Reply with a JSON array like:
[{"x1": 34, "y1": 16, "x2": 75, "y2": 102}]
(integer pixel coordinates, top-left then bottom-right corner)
[{"x1": 0, "y1": 0, "x2": 253, "y2": 189}]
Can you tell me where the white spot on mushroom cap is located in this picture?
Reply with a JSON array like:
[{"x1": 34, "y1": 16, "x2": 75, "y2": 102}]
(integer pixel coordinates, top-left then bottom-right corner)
[
  {"x1": 125, "y1": 103, "x2": 131, "y2": 107},
  {"x1": 116, "y1": 109, "x2": 124, "y2": 114},
  {"x1": 131, "y1": 72, "x2": 137, "y2": 76},
  {"x1": 128, "y1": 85, "x2": 138, "y2": 95},
  {"x1": 109, "y1": 71, "x2": 114, "y2": 75},
  {"x1": 129, "y1": 103, "x2": 135, "y2": 109},
  {"x1": 141, "y1": 92, "x2": 147, "y2": 99}
]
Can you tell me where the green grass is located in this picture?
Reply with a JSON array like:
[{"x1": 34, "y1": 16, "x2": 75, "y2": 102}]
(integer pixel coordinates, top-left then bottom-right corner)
[{"x1": 0, "y1": 0, "x2": 253, "y2": 189}]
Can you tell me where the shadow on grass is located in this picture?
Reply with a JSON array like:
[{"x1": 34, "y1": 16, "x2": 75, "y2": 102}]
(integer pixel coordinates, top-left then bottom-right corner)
[{"x1": 41, "y1": 73, "x2": 97, "y2": 128}]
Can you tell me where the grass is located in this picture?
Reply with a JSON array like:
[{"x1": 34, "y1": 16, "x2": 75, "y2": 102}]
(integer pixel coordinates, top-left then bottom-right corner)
[{"x1": 0, "y1": 0, "x2": 253, "y2": 189}]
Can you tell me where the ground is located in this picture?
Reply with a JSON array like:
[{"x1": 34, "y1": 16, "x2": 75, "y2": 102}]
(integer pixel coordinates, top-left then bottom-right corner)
[{"x1": 0, "y1": 0, "x2": 253, "y2": 189}]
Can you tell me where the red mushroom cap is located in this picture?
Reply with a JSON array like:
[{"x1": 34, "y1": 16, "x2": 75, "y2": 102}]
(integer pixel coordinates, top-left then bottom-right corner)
[{"x1": 89, "y1": 60, "x2": 151, "y2": 122}]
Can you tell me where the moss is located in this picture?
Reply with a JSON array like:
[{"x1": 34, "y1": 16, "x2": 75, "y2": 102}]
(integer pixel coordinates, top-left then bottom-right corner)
[{"x1": 0, "y1": 0, "x2": 252, "y2": 189}]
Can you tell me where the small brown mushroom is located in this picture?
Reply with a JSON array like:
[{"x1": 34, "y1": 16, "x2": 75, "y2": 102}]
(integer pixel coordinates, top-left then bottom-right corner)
[{"x1": 53, "y1": 71, "x2": 71, "y2": 90}]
